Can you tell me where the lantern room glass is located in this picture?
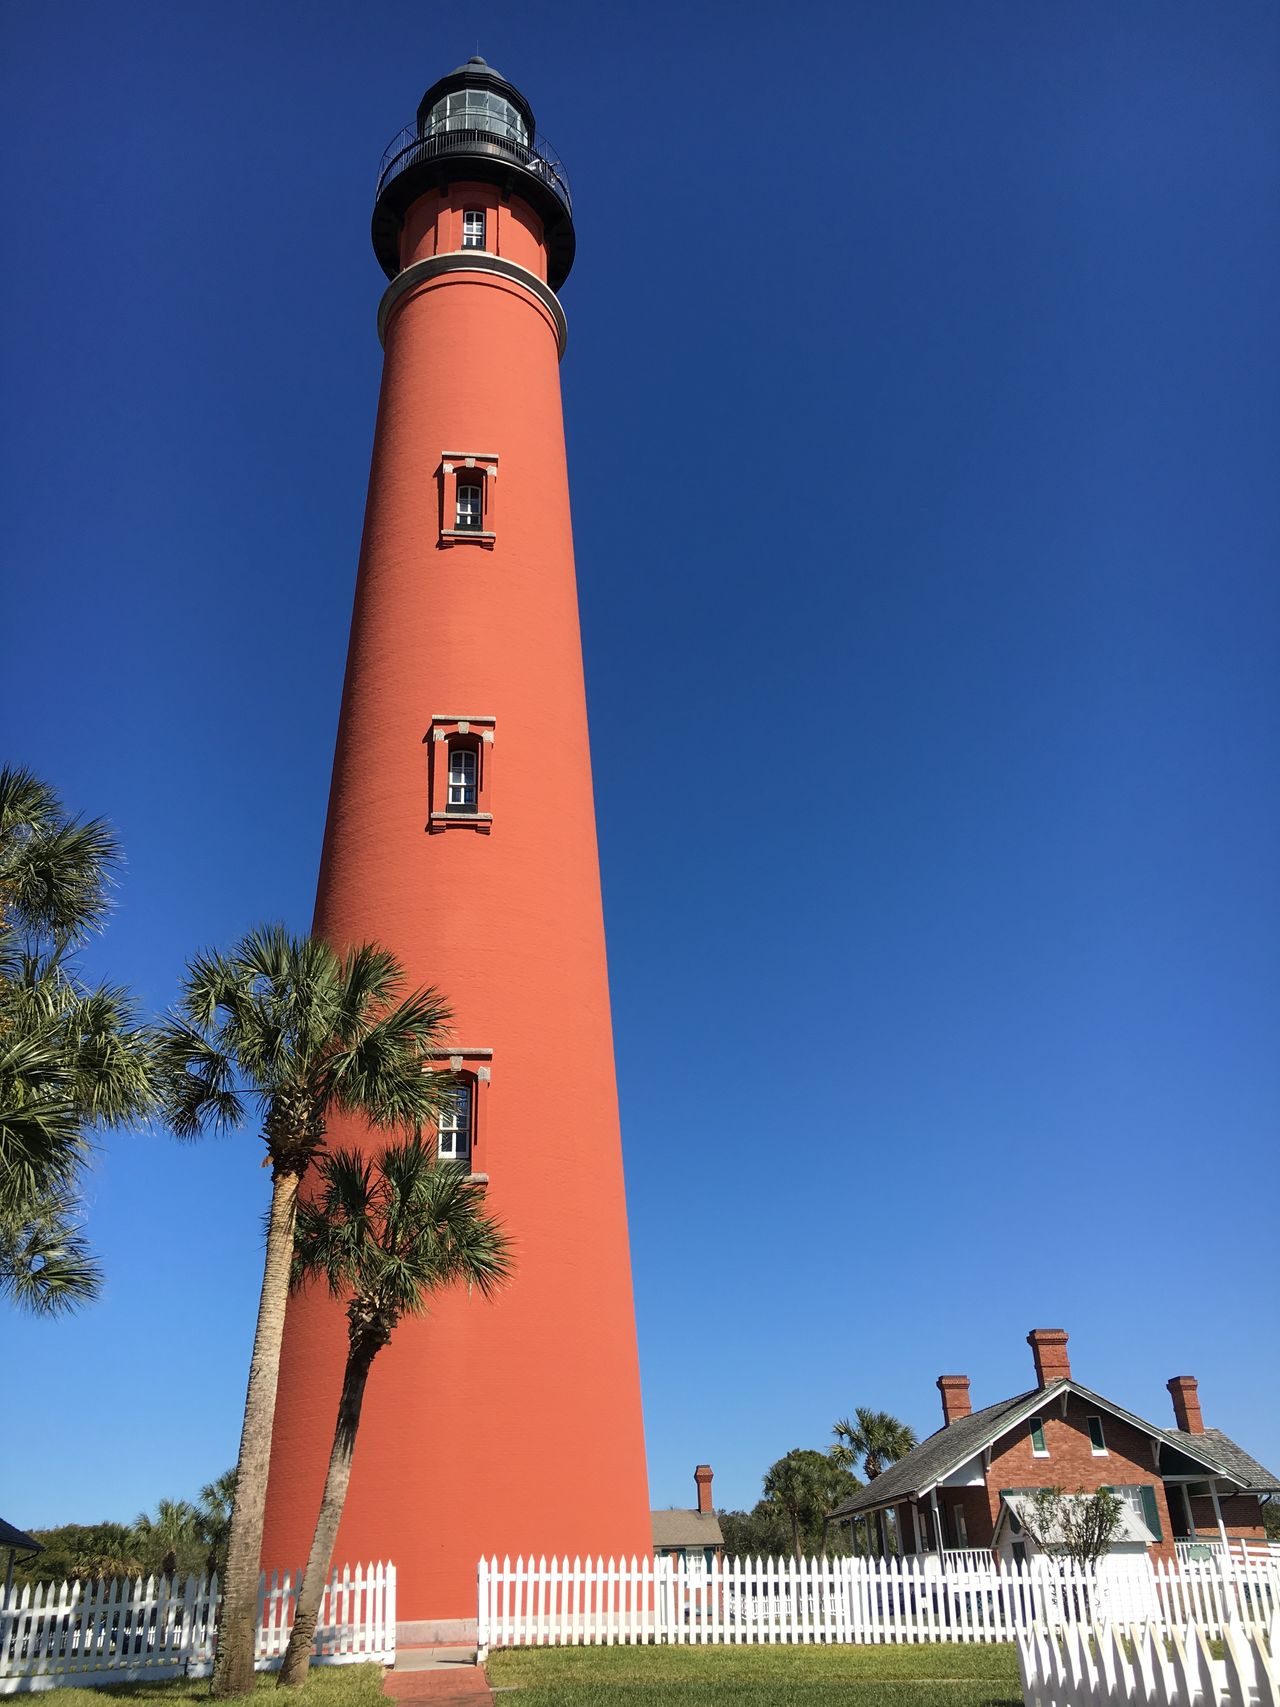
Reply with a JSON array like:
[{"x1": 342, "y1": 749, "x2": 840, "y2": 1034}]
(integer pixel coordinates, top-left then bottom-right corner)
[{"x1": 425, "y1": 89, "x2": 528, "y2": 146}]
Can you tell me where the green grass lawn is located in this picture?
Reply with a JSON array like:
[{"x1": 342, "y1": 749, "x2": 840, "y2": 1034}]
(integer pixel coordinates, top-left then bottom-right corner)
[
  {"x1": 18, "y1": 1664, "x2": 387, "y2": 1707},
  {"x1": 486, "y1": 1642, "x2": 1024, "y2": 1704}
]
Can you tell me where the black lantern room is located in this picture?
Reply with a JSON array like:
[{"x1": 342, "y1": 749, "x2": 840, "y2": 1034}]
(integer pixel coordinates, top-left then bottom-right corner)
[{"x1": 372, "y1": 57, "x2": 575, "y2": 290}]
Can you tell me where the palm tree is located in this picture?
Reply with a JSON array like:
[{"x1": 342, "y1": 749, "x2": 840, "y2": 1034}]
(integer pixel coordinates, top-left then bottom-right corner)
[
  {"x1": 830, "y1": 1408, "x2": 918, "y2": 1481},
  {"x1": 0, "y1": 768, "x2": 157, "y2": 1312},
  {"x1": 196, "y1": 1469, "x2": 237, "y2": 1581},
  {"x1": 156, "y1": 926, "x2": 455, "y2": 1700},
  {"x1": 277, "y1": 1139, "x2": 510, "y2": 1686},
  {"x1": 131, "y1": 1499, "x2": 202, "y2": 1579},
  {"x1": 762, "y1": 1451, "x2": 829, "y2": 1560},
  {"x1": 831, "y1": 1408, "x2": 918, "y2": 1559}
]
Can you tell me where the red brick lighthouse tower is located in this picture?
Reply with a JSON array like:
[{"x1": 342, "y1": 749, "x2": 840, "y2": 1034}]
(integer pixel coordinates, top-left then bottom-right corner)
[{"x1": 261, "y1": 57, "x2": 651, "y2": 1627}]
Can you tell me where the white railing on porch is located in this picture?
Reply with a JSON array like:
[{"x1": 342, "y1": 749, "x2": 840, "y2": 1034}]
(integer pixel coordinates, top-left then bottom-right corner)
[
  {"x1": 477, "y1": 1551, "x2": 1280, "y2": 1657},
  {"x1": 0, "y1": 1562, "x2": 395, "y2": 1693},
  {"x1": 1018, "y1": 1616, "x2": 1280, "y2": 1707},
  {"x1": 1176, "y1": 1537, "x2": 1280, "y2": 1567}
]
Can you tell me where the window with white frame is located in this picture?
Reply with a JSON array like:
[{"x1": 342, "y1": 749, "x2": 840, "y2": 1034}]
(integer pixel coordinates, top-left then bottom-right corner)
[
  {"x1": 456, "y1": 483, "x2": 483, "y2": 530},
  {"x1": 462, "y1": 209, "x2": 486, "y2": 249},
  {"x1": 1111, "y1": 1486, "x2": 1145, "y2": 1526},
  {"x1": 953, "y1": 1505, "x2": 968, "y2": 1546},
  {"x1": 447, "y1": 745, "x2": 477, "y2": 812},
  {"x1": 1087, "y1": 1416, "x2": 1108, "y2": 1455},
  {"x1": 1030, "y1": 1418, "x2": 1049, "y2": 1456},
  {"x1": 437, "y1": 1080, "x2": 472, "y2": 1167}
]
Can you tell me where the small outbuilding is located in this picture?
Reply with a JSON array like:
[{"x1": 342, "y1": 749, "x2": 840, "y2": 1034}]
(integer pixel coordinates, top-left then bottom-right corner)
[{"x1": 652, "y1": 1465, "x2": 723, "y2": 1573}]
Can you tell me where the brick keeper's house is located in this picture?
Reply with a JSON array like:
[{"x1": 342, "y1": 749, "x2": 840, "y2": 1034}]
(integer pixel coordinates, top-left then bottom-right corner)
[{"x1": 829, "y1": 1330, "x2": 1278, "y2": 1565}]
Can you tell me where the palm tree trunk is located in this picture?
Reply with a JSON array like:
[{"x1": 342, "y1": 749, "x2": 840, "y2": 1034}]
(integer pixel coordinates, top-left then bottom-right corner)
[
  {"x1": 791, "y1": 1513, "x2": 802, "y2": 1561},
  {"x1": 277, "y1": 1338, "x2": 378, "y2": 1687},
  {"x1": 211, "y1": 1168, "x2": 301, "y2": 1699}
]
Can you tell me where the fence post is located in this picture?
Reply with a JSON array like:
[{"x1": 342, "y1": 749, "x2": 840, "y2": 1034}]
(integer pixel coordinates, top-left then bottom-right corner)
[{"x1": 476, "y1": 1557, "x2": 489, "y2": 1664}]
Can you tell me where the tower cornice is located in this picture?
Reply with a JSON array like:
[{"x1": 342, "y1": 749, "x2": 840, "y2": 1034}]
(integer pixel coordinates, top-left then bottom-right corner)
[{"x1": 376, "y1": 252, "x2": 567, "y2": 357}]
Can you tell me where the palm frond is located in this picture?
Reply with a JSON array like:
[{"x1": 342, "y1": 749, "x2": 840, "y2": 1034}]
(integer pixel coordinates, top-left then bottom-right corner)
[
  {"x1": 292, "y1": 1136, "x2": 511, "y2": 1323},
  {"x1": 0, "y1": 766, "x2": 120, "y2": 945},
  {"x1": 0, "y1": 1183, "x2": 102, "y2": 1315},
  {"x1": 179, "y1": 945, "x2": 243, "y2": 1030},
  {"x1": 0, "y1": 1010, "x2": 88, "y2": 1209},
  {"x1": 331, "y1": 943, "x2": 403, "y2": 1045},
  {"x1": 155, "y1": 1020, "x2": 244, "y2": 1138}
]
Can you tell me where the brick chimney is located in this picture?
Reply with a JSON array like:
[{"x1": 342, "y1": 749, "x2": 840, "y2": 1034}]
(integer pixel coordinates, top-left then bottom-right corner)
[
  {"x1": 1027, "y1": 1328, "x2": 1071, "y2": 1388},
  {"x1": 937, "y1": 1375, "x2": 972, "y2": 1426},
  {"x1": 1167, "y1": 1376, "x2": 1205, "y2": 1435},
  {"x1": 694, "y1": 1464, "x2": 714, "y2": 1515}
]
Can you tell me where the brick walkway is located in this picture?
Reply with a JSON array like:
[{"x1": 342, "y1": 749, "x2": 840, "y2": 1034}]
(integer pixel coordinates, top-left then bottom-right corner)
[{"x1": 383, "y1": 1653, "x2": 493, "y2": 1706}]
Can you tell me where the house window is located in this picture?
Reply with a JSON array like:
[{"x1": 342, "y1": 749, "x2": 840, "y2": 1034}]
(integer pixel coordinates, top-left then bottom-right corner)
[
  {"x1": 1111, "y1": 1486, "x2": 1144, "y2": 1525},
  {"x1": 456, "y1": 483, "x2": 483, "y2": 530},
  {"x1": 437, "y1": 1079, "x2": 472, "y2": 1168},
  {"x1": 1087, "y1": 1416, "x2": 1108, "y2": 1455},
  {"x1": 1110, "y1": 1484, "x2": 1163, "y2": 1541},
  {"x1": 953, "y1": 1505, "x2": 967, "y2": 1546},
  {"x1": 447, "y1": 745, "x2": 477, "y2": 812},
  {"x1": 462, "y1": 209, "x2": 486, "y2": 249},
  {"x1": 1030, "y1": 1419, "x2": 1049, "y2": 1456}
]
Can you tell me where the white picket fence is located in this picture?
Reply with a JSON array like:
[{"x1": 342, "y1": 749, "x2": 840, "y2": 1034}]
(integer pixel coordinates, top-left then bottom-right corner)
[
  {"x1": 1017, "y1": 1616, "x2": 1280, "y2": 1706},
  {"x1": 477, "y1": 1552, "x2": 1280, "y2": 1658},
  {"x1": 0, "y1": 1562, "x2": 395, "y2": 1693}
]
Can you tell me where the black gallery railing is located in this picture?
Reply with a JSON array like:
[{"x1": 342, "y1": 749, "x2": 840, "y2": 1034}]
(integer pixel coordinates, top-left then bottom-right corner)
[{"x1": 375, "y1": 124, "x2": 572, "y2": 217}]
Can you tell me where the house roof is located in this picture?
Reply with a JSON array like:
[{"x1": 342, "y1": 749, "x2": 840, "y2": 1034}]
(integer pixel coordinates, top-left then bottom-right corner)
[
  {"x1": 828, "y1": 1380, "x2": 1280, "y2": 1520},
  {"x1": 0, "y1": 1519, "x2": 41, "y2": 1554},
  {"x1": 1166, "y1": 1430, "x2": 1280, "y2": 1494},
  {"x1": 651, "y1": 1509, "x2": 724, "y2": 1549},
  {"x1": 829, "y1": 1389, "x2": 1042, "y2": 1518}
]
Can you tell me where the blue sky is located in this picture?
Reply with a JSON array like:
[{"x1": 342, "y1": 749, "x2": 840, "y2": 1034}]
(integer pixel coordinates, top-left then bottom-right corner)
[{"x1": 3, "y1": 0, "x2": 1278, "y2": 1529}]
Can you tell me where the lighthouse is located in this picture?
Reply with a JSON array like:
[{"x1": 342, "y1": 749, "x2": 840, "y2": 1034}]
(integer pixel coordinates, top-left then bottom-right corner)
[{"x1": 261, "y1": 57, "x2": 652, "y2": 1629}]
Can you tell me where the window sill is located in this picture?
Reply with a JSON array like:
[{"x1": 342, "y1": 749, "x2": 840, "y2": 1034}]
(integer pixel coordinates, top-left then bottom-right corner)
[
  {"x1": 440, "y1": 529, "x2": 496, "y2": 545},
  {"x1": 428, "y1": 812, "x2": 493, "y2": 834},
  {"x1": 466, "y1": 1172, "x2": 490, "y2": 1186}
]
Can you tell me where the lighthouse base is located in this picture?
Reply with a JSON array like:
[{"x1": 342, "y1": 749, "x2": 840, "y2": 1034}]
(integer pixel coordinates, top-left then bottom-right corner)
[{"x1": 397, "y1": 1618, "x2": 478, "y2": 1646}]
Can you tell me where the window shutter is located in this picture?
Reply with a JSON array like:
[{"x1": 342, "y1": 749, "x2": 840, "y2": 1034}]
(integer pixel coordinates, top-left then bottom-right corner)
[{"x1": 1139, "y1": 1485, "x2": 1162, "y2": 1541}]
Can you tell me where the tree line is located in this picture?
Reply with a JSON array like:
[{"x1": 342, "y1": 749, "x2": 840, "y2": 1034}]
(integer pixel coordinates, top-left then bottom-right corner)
[
  {"x1": 9, "y1": 1473, "x2": 236, "y2": 1589},
  {"x1": 718, "y1": 1409, "x2": 919, "y2": 1559},
  {"x1": 0, "y1": 768, "x2": 511, "y2": 1693}
]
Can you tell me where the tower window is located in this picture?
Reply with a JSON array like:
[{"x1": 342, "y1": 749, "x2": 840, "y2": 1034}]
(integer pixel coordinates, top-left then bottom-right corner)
[
  {"x1": 439, "y1": 452, "x2": 498, "y2": 546},
  {"x1": 426, "y1": 714, "x2": 495, "y2": 832},
  {"x1": 456, "y1": 483, "x2": 483, "y2": 530},
  {"x1": 462, "y1": 209, "x2": 486, "y2": 250},
  {"x1": 447, "y1": 745, "x2": 477, "y2": 812},
  {"x1": 437, "y1": 1079, "x2": 472, "y2": 1168}
]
